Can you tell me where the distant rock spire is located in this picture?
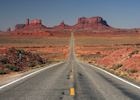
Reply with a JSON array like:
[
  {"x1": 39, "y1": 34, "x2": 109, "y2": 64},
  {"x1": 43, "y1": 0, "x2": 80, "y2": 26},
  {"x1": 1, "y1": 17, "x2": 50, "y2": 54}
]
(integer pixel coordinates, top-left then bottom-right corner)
[
  {"x1": 60, "y1": 20, "x2": 65, "y2": 26},
  {"x1": 26, "y1": 18, "x2": 29, "y2": 25},
  {"x1": 7, "y1": 27, "x2": 11, "y2": 32}
]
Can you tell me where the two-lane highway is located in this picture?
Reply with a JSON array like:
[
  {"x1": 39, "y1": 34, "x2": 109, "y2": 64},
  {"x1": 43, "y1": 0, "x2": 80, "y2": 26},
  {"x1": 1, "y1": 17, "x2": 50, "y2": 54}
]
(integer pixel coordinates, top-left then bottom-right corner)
[{"x1": 0, "y1": 32, "x2": 140, "y2": 100}]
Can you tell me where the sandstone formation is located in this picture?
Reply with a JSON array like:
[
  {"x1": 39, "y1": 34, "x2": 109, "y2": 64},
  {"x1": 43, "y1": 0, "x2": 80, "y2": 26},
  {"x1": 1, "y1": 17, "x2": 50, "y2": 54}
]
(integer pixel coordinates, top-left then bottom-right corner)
[
  {"x1": 73, "y1": 16, "x2": 110, "y2": 30},
  {"x1": 4, "y1": 16, "x2": 139, "y2": 36},
  {"x1": 14, "y1": 18, "x2": 49, "y2": 36},
  {"x1": 15, "y1": 24, "x2": 25, "y2": 30},
  {"x1": 15, "y1": 18, "x2": 46, "y2": 31},
  {"x1": 14, "y1": 16, "x2": 111, "y2": 32},
  {"x1": 52, "y1": 21, "x2": 72, "y2": 30}
]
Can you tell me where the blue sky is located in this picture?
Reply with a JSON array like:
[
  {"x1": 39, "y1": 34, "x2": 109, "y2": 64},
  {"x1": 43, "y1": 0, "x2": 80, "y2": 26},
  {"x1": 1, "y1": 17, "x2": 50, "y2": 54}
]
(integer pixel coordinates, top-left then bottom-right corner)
[{"x1": 0, "y1": 0, "x2": 140, "y2": 30}]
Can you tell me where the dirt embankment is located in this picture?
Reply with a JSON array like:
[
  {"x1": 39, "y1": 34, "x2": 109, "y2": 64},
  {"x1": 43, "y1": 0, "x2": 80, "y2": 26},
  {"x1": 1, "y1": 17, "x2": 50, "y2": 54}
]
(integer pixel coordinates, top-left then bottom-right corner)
[
  {"x1": 75, "y1": 35, "x2": 140, "y2": 84},
  {"x1": 0, "y1": 35, "x2": 69, "y2": 84}
]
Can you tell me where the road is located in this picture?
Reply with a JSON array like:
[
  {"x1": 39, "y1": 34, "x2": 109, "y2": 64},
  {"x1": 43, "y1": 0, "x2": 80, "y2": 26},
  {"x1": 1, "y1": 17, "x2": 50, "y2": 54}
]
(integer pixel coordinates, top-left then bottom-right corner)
[{"x1": 0, "y1": 32, "x2": 140, "y2": 100}]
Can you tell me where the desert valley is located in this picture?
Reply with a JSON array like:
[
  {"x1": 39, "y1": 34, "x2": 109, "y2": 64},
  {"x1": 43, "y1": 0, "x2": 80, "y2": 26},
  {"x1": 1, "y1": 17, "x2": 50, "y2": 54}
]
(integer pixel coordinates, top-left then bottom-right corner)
[{"x1": 0, "y1": 16, "x2": 140, "y2": 85}]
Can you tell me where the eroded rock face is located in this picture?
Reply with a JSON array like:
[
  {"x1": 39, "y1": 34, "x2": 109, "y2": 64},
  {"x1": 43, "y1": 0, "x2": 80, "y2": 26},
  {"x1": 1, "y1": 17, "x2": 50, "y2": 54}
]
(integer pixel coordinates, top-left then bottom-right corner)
[
  {"x1": 52, "y1": 21, "x2": 72, "y2": 30},
  {"x1": 15, "y1": 18, "x2": 44, "y2": 31},
  {"x1": 14, "y1": 18, "x2": 49, "y2": 36},
  {"x1": 28, "y1": 19, "x2": 42, "y2": 25},
  {"x1": 51, "y1": 17, "x2": 110, "y2": 30},
  {"x1": 77, "y1": 17, "x2": 102, "y2": 24},
  {"x1": 14, "y1": 16, "x2": 111, "y2": 32},
  {"x1": 74, "y1": 16, "x2": 110, "y2": 30},
  {"x1": 15, "y1": 24, "x2": 25, "y2": 30},
  {"x1": 14, "y1": 16, "x2": 115, "y2": 36}
]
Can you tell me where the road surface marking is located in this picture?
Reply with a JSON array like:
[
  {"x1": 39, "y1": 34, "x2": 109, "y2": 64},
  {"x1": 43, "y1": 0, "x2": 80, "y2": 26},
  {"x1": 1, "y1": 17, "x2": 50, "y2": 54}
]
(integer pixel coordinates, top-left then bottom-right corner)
[
  {"x1": 70, "y1": 87, "x2": 75, "y2": 96},
  {"x1": 0, "y1": 62, "x2": 63, "y2": 90},
  {"x1": 86, "y1": 63, "x2": 140, "y2": 90}
]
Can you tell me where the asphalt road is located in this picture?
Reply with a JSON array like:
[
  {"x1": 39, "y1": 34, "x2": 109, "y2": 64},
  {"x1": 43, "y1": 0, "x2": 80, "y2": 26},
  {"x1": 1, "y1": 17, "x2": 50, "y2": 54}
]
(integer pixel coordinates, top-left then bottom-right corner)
[{"x1": 0, "y1": 32, "x2": 140, "y2": 100}]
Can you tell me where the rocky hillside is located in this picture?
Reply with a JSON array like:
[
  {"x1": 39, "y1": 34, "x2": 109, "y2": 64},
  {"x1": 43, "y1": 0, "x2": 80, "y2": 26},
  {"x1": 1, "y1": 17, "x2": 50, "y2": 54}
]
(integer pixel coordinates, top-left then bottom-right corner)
[
  {"x1": 2, "y1": 16, "x2": 139, "y2": 36},
  {"x1": 12, "y1": 16, "x2": 111, "y2": 32},
  {"x1": 77, "y1": 46, "x2": 140, "y2": 83},
  {"x1": 73, "y1": 16, "x2": 111, "y2": 30},
  {"x1": 52, "y1": 21, "x2": 72, "y2": 30},
  {"x1": 0, "y1": 47, "x2": 46, "y2": 74}
]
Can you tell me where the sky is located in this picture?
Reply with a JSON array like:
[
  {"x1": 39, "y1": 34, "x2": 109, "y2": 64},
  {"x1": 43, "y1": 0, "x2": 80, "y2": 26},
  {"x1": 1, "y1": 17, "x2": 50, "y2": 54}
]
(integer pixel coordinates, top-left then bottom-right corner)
[{"x1": 0, "y1": 0, "x2": 140, "y2": 31}]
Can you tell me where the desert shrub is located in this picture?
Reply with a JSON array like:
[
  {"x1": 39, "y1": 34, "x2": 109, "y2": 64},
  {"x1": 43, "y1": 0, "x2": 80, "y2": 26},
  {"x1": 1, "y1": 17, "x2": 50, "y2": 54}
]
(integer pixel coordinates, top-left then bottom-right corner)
[
  {"x1": 0, "y1": 57, "x2": 9, "y2": 64},
  {"x1": 28, "y1": 62, "x2": 36, "y2": 67},
  {"x1": 112, "y1": 64, "x2": 123, "y2": 70},
  {"x1": 17, "y1": 49, "x2": 25, "y2": 55},
  {"x1": 8, "y1": 47, "x2": 16, "y2": 53},
  {"x1": 128, "y1": 69, "x2": 138, "y2": 73},
  {"x1": 128, "y1": 50, "x2": 139, "y2": 58},
  {"x1": 119, "y1": 71, "x2": 128, "y2": 77},
  {"x1": 5, "y1": 64, "x2": 20, "y2": 71},
  {"x1": 0, "y1": 70, "x2": 6, "y2": 74}
]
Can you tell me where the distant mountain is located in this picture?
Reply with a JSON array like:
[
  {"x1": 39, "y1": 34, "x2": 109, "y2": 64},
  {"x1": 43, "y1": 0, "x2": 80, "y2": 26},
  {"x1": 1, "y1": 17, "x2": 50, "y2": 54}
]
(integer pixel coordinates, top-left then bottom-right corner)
[
  {"x1": 73, "y1": 16, "x2": 111, "y2": 30},
  {"x1": 51, "y1": 21, "x2": 72, "y2": 30},
  {"x1": 5, "y1": 16, "x2": 140, "y2": 36},
  {"x1": 13, "y1": 18, "x2": 50, "y2": 36},
  {"x1": 14, "y1": 16, "x2": 112, "y2": 32},
  {"x1": 15, "y1": 19, "x2": 47, "y2": 32},
  {"x1": 50, "y1": 16, "x2": 111, "y2": 30}
]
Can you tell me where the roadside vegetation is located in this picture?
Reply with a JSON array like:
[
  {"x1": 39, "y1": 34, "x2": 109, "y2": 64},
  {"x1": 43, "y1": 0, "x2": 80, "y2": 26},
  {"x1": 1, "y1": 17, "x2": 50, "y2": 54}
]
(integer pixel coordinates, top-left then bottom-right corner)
[
  {"x1": 0, "y1": 35, "x2": 69, "y2": 76},
  {"x1": 76, "y1": 35, "x2": 140, "y2": 84},
  {"x1": 0, "y1": 47, "x2": 46, "y2": 75}
]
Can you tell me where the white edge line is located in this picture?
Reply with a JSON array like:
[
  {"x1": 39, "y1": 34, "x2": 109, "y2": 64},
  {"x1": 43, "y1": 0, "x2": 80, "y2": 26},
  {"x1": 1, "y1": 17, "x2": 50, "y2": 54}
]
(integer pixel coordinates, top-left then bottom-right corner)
[
  {"x1": 86, "y1": 63, "x2": 140, "y2": 90},
  {"x1": 0, "y1": 62, "x2": 63, "y2": 90}
]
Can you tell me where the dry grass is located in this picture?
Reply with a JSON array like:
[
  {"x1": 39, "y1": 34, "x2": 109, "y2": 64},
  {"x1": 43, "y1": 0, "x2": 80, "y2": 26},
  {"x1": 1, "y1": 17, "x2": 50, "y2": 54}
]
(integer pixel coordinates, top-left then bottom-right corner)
[
  {"x1": 0, "y1": 35, "x2": 70, "y2": 63},
  {"x1": 75, "y1": 34, "x2": 140, "y2": 84},
  {"x1": 75, "y1": 35, "x2": 140, "y2": 46},
  {"x1": 0, "y1": 36, "x2": 69, "y2": 47}
]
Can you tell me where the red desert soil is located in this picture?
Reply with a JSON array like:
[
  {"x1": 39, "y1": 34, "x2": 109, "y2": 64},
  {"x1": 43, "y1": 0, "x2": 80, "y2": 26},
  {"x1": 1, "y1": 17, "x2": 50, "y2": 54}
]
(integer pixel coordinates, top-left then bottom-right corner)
[
  {"x1": 0, "y1": 35, "x2": 69, "y2": 84},
  {"x1": 1, "y1": 16, "x2": 140, "y2": 84},
  {"x1": 75, "y1": 35, "x2": 140, "y2": 84}
]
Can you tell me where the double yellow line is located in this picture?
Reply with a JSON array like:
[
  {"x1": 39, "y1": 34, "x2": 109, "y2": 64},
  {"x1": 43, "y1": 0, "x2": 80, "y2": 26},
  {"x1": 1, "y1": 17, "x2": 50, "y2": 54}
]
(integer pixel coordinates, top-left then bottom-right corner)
[
  {"x1": 70, "y1": 87, "x2": 75, "y2": 96},
  {"x1": 69, "y1": 32, "x2": 75, "y2": 96},
  {"x1": 69, "y1": 73, "x2": 75, "y2": 96}
]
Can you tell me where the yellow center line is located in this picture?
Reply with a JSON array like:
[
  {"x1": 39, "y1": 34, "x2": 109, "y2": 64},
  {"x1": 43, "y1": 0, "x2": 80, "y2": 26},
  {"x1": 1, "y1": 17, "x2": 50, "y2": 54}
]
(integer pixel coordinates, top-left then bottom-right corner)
[{"x1": 70, "y1": 87, "x2": 75, "y2": 96}]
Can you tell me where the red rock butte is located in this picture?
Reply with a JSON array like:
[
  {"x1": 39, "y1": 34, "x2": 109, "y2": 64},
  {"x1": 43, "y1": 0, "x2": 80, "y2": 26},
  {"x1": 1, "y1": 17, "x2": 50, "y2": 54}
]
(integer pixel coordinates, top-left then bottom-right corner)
[
  {"x1": 52, "y1": 21, "x2": 72, "y2": 30},
  {"x1": 14, "y1": 18, "x2": 48, "y2": 36},
  {"x1": 1, "y1": 16, "x2": 140, "y2": 36},
  {"x1": 14, "y1": 16, "x2": 111, "y2": 32},
  {"x1": 73, "y1": 16, "x2": 110, "y2": 30}
]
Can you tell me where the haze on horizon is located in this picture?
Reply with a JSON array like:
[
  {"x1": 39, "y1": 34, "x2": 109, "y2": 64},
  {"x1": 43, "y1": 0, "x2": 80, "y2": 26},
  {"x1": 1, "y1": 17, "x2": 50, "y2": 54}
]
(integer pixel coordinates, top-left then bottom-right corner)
[{"x1": 0, "y1": 0, "x2": 140, "y2": 31}]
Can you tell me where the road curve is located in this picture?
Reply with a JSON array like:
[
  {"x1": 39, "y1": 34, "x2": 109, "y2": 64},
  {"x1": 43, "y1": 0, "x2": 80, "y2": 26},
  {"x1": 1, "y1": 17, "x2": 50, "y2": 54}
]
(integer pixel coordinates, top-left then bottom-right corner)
[{"x1": 0, "y1": 32, "x2": 140, "y2": 100}]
